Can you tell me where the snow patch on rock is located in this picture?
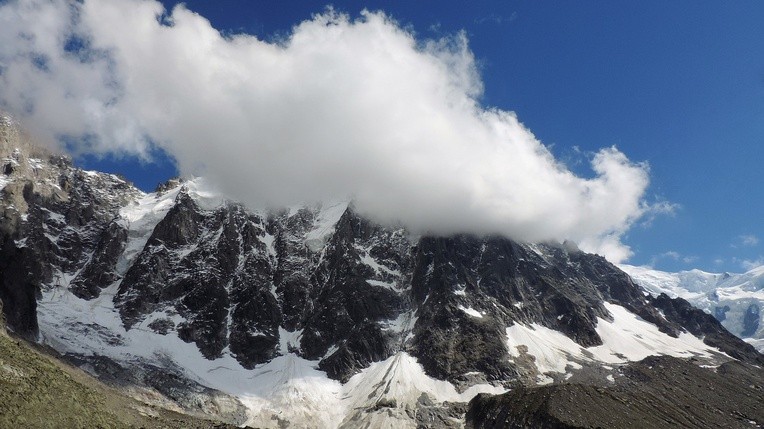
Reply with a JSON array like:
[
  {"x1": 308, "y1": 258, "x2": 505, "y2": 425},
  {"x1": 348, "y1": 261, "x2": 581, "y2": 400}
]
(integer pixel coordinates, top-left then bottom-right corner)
[
  {"x1": 458, "y1": 305, "x2": 484, "y2": 318},
  {"x1": 506, "y1": 302, "x2": 725, "y2": 378},
  {"x1": 304, "y1": 201, "x2": 348, "y2": 252}
]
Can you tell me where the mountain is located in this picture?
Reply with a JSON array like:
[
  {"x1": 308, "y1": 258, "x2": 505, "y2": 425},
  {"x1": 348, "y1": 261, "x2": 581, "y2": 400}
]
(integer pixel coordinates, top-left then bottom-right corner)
[
  {"x1": 621, "y1": 264, "x2": 764, "y2": 352},
  {"x1": 1, "y1": 115, "x2": 763, "y2": 428}
]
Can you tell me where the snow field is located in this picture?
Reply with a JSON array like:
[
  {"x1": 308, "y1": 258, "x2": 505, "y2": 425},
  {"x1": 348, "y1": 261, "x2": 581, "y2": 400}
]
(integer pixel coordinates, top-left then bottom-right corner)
[{"x1": 506, "y1": 302, "x2": 724, "y2": 381}]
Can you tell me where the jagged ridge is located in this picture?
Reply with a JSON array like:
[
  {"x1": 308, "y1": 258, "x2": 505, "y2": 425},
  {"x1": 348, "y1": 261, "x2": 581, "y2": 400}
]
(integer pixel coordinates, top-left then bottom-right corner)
[{"x1": 1, "y1": 116, "x2": 762, "y2": 428}]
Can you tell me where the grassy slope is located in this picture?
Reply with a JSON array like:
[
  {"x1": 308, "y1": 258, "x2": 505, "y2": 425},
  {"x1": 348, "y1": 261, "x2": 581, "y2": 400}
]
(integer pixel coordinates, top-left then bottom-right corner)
[{"x1": 0, "y1": 328, "x2": 238, "y2": 429}]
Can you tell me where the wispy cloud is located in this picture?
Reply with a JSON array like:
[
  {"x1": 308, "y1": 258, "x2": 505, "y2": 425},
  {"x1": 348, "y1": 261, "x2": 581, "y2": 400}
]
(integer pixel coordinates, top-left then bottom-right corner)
[
  {"x1": 649, "y1": 250, "x2": 697, "y2": 267},
  {"x1": 740, "y1": 234, "x2": 759, "y2": 246},
  {"x1": 639, "y1": 199, "x2": 679, "y2": 227},
  {"x1": 0, "y1": 0, "x2": 670, "y2": 263},
  {"x1": 474, "y1": 12, "x2": 518, "y2": 25},
  {"x1": 739, "y1": 257, "x2": 764, "y2": 271}
]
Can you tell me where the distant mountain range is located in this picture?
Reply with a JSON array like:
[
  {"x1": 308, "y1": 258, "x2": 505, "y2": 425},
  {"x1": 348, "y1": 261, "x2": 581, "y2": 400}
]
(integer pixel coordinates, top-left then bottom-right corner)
[{"x1": 621, "y1": 264, "x2": 764, "y2": 352}]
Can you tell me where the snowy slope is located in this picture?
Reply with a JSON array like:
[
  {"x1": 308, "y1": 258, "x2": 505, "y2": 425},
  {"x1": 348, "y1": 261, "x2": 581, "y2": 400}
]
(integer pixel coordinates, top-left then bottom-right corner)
[
  {"x1": 506, "y1": 302, "x2": 724, "y2": 384},
  {"x1": 37, "y1": 256, "x2": 498, "y2": 428},
  {"x1": 28, "y1": 173, "x2": 732, "y2": 427},
  {"x1": 38, "y1": 273, "x2": 729, "y2": 427},
  {"x1": 41, "y1": 273, "x2": 726, "y2": 427},
  {"x1": 33, "y1": 177, "x2": 498, "y2": 428},
  {"x1": 621, "y1": 264, "x2": 764, "y2": 352},
  {"x1": 33, "y1": 180, "x2": 337, "y2": 426}
]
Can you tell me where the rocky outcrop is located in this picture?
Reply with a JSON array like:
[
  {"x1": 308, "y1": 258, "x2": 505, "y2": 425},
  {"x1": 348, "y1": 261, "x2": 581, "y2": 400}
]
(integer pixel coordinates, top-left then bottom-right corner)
[
  {"x1": 0, "y1": 241, "x2": 40, "y2": 338},
  {"x1": 0, "y1": 298, "x2": 5, "y2": 334},
  {"x1": 0, "y1": 156, "x2": 139, "y2": 338},
  {"x1": 409, "y1": 236, "x2": 688, "y2": 383},
  {"x1": 466, "y1": 355, "x2": 764, "y2": 429},
  {"x1": 743, "y1": 303, "x2": 760, "y2": 337}
]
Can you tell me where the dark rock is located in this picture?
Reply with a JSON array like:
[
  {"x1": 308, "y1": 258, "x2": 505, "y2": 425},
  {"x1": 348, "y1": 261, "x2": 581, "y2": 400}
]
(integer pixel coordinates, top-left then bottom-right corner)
[
  {"x1": 150, "y1": 190, "x2": 204, "y2": 246},
  {"x1": 742, "y1": 303, "x2": 760, "y2": 337},
  {"x1": 0, "y1": 242, "x2": 41, "y2": 338},
  {"x1": 714, "y1": 305, "x2": 731, "y2": 322},
  {"x1": 70, "y1": 221, "x2": 128, "y2": 299},
  {"x1": 155, "y1": 177, "x2": 184, "y2": 193},
  {"x1": 148, "y1": 318, "x2": 175, "y2": 335},
  {"x1": 318, "y1": 322, "x2": 395, "y2": 382},
  {"x1": 408, "y1": 237, "x2": 656, "y2": 382},
  {"x1": 466, "y1": 355, "x2": 764, "y2": 429}
]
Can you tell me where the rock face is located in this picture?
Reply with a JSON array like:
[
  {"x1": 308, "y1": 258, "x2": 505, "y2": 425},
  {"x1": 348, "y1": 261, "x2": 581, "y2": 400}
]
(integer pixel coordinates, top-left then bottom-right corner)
[
  {"x1": 1, "y1": 115, "x2": 763, "y2": 427},
  {"x1": 466, "y1": 355, "x2": 764, "y2": 429}
]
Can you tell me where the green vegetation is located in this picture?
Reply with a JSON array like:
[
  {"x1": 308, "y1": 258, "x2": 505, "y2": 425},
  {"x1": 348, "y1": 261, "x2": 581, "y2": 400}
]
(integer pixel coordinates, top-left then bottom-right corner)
[{"x1": 0, "y1": 325, "x2": 236, "y2": 429}]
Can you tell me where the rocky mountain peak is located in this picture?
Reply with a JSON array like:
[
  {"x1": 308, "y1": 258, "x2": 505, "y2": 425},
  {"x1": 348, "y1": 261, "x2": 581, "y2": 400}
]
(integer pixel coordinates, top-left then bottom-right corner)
[{"x1": 0, "y1": 115, "x2": 762, "y2": 427}]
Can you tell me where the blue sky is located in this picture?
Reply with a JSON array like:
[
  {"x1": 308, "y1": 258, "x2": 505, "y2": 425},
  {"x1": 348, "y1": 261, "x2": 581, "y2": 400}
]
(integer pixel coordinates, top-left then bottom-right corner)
[{"x1": 33, "y1": 1, "x2": 764, "y2": 272}]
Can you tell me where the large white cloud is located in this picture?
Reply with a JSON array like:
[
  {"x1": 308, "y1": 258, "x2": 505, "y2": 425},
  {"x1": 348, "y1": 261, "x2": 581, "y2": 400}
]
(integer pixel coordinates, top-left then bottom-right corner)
[{"x1": 0, "y1": 0, "x2": 667, "y2": 262}]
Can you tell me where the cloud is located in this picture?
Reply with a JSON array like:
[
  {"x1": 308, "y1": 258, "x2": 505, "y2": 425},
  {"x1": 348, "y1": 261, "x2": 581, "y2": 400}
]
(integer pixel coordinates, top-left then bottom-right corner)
[
  {"x1": 740, "y1": 234, "x2": 759, "y2": 247},
  {"x1": 648, "y1": 250, "x2": 697, "y2": 267},
  {"x1": 661, "y1": 251, "x2": 682, "y2": 260},
  {"x1": 0, "y1": 0, "x2": 668, "y2": 263},
  {"x1": 739, "y1": 257, "x2": 764, "y2": 271},
  {"x1": 474, "y1": 12, "x2": 517, "y2": 25}
]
